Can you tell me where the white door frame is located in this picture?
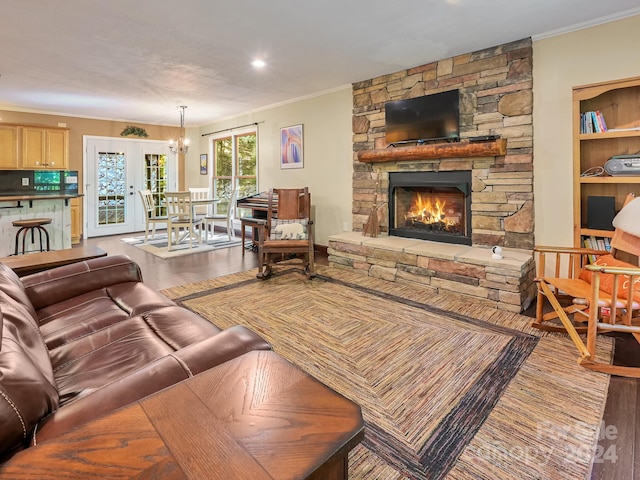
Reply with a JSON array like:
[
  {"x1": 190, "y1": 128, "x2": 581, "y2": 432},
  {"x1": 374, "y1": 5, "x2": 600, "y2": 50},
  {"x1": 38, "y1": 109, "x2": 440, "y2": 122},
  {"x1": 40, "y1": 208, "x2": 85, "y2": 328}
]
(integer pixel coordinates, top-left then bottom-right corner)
[{"x1": 83, "y1": 136, "x2": 177, "y2": 237}]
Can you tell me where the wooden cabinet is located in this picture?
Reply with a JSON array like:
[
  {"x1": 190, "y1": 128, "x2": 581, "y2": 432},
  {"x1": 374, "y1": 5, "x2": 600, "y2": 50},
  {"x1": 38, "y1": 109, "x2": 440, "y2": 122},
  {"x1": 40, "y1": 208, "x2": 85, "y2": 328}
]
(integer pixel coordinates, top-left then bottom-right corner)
[
  {"x1": 0, "y1": 125, "x2": 19, "y2": 169},
  {"x1": 20, "y1": 126, "x2": 69, "y2": 169},
  {"x1": 70, "y1": 197, "x2": 81, "y2": 244},
  {"x1": 573, "y1": 76, "x2": 640, "y2": 247}
]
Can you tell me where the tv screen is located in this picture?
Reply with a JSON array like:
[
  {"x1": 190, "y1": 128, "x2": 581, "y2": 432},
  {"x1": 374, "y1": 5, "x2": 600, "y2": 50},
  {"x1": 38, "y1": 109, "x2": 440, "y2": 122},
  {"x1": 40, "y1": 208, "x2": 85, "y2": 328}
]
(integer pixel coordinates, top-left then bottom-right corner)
[{"x1": 385, "y1": 90, "x2": 460, "y2": 144}]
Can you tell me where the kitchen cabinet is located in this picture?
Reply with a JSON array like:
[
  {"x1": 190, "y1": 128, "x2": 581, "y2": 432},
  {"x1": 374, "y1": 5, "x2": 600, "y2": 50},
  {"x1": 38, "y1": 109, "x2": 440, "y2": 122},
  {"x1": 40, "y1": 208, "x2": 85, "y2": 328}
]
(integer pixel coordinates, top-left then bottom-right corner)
[
  {"x1": 0, "y1": 125, "x2": 19, "y2": 169},
  {"x1": 21, "y1": 126, "x2": 69, "y2": 169}
]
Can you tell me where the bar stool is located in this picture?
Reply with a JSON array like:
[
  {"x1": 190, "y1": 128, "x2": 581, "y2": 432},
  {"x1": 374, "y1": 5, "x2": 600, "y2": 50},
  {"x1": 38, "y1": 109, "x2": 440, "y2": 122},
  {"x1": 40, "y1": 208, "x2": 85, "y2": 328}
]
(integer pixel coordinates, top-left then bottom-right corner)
[
  {"x1": 12, "y1": 218, "x2": 52, "y2": 255},
  {"x1": 239, "y1": 216, "x2": 266, "y2": 255}
]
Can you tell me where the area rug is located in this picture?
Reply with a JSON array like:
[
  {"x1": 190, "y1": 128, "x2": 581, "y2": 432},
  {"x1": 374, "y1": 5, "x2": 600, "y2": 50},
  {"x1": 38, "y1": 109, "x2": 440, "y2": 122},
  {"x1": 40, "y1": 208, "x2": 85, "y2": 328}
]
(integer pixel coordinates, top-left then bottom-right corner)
[
  {"x1": 162, "y1": 265, "x2": 613, "y2": 480},
  {"x1": 121, "y1": 233, "x2": 242, "y2": 258}
]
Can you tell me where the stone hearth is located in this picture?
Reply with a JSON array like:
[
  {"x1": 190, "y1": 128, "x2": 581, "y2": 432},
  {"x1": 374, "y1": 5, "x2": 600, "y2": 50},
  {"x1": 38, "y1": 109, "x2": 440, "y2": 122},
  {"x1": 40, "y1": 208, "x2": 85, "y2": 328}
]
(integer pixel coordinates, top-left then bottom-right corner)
[{"x1": 328, "y1": 232, "x2": 535, "y2": 313}]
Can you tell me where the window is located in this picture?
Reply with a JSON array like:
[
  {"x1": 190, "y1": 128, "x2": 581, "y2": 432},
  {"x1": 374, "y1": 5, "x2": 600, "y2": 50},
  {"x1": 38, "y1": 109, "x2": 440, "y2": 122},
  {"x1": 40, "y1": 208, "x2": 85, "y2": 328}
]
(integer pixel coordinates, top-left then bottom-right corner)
[{"x1": 211, "y1": 129, "x2": 257, "y2": 213}]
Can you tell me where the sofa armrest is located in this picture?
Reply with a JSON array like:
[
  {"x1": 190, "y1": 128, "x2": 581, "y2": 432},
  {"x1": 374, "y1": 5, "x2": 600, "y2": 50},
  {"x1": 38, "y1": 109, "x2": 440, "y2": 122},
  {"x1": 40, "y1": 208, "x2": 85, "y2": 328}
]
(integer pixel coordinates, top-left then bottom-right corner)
[
  {"x1": 171, "y1": 325, "x2": 272, "y2": 376},
  {"x1": 21, "y1": 255, "x2": 143, "y2": 311}
]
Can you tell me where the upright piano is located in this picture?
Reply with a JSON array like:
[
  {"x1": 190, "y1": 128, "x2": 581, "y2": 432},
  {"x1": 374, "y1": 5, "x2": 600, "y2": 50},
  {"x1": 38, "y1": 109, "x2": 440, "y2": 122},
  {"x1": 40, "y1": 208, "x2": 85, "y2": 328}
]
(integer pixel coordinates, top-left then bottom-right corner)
[
  {"x1": 236, "y1": 191, "x2": 278, "y2": 218},
  {"x1": 236, "y1": 191, "x2": 278, "y2": 249}
]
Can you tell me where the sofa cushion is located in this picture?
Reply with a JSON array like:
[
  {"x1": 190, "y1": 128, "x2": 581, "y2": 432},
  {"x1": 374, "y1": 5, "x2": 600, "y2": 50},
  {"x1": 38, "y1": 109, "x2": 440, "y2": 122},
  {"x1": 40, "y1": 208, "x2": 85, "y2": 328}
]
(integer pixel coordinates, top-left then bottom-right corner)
[
  {"x1": 0, "y1": 264, "x2": 38, "y2": 324},
  {"x1": 47, "y1": 305, "x2": 224, "y2": 406},
  {"x1": 140, "y1": 305, "x2": 222, "y2": 350},
  {"x1": 36, "y1": 283, "x2": 178, "y2": 351},
  {"x1": 1, "y1": 315, "x2": 58, "y2": 456},
  {"x1": 105, "y1": 282, "x2": 176, "y2": 316},
  {"x1": 37, "y1": 288, "x2": 132, "y2": 350},
  {"x1": 49, "y1": 317, "x2": 178, "y2": 405},
  {"x1": 22, "y1": 256, "x2": 143, "y2": 311},
  {"x1": 0, "y1": 297, "x2": 55, "y2": 387}
]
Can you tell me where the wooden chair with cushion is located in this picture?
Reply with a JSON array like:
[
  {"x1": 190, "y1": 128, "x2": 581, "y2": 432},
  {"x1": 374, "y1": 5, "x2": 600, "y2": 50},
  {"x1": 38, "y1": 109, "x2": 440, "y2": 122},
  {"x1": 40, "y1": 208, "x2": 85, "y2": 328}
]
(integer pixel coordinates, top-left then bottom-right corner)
[
  {"x1": 164, "y1": 191, "x2": 202, "y2": 251},
  {"x1": 138, "y1": 190, "x2": 167, "y2": 243},
  {"x1": 534, "y1": 193, "x2": 640, "y2": 376},
  {"x1": 256, "y1": 187, "x2": 314, "y2": 280}
]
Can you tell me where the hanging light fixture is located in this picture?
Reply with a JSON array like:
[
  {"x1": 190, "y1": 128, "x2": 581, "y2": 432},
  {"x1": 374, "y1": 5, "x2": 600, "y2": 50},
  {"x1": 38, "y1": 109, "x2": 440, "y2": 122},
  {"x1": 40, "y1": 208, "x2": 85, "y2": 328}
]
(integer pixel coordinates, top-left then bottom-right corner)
[{"x1": 169, "y1": 105, "x2": 189, "y2": 154}]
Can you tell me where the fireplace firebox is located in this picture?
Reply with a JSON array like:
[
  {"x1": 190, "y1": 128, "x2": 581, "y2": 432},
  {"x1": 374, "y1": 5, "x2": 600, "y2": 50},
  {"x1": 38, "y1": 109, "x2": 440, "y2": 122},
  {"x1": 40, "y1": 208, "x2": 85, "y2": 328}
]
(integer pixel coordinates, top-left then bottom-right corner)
[{"x1": 388, "y1": 171, "x2": 472, "y2": 245}]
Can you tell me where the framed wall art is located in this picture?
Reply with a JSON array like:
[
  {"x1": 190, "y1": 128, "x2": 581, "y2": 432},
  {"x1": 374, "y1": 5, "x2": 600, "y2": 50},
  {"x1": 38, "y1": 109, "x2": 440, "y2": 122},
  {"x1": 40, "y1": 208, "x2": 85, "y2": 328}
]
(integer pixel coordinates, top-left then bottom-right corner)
[
  {"x1": 200, "y1": 154, "x2": 208, "y2": 175},
  {"x1": 280, "y1": 124, "x2": 304, "y2": 169}
]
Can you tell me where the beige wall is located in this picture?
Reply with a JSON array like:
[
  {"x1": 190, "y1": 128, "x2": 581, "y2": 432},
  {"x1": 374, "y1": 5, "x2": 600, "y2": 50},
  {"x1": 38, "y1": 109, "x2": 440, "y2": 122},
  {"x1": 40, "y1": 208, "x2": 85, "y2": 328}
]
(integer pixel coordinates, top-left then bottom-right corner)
[
  {"x1": 533, "y1": 14, "x2": 640, "y2": 247},
  {"x1": 189, "y1": 87, "x2": 353, "y2": 246}
]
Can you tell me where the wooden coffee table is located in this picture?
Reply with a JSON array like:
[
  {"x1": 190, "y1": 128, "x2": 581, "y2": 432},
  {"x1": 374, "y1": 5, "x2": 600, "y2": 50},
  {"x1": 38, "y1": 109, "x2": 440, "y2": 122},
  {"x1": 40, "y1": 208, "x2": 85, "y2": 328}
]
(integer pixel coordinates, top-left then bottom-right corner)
[
  {"x1": 0, "y1": 246, "x2": 107, "y2": 276},
  {"x1": 1, "y1": 350, "x2": 364, "y2": 479}
]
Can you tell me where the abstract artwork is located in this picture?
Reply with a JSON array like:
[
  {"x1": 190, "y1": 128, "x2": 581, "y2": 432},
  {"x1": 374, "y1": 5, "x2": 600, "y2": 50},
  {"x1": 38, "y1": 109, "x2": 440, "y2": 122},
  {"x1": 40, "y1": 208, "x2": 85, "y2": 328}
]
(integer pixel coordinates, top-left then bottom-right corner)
[{"x1": 280, "y1": 124, "x2": 303, "y2": 169}]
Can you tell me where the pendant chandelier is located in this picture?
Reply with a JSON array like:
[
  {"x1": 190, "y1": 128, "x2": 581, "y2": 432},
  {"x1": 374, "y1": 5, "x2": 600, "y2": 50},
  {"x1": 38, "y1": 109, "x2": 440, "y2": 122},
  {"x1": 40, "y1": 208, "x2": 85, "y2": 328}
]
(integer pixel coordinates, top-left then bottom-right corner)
[{"x1": 169, "y1": 105, "x2": 189, "y2": 155}]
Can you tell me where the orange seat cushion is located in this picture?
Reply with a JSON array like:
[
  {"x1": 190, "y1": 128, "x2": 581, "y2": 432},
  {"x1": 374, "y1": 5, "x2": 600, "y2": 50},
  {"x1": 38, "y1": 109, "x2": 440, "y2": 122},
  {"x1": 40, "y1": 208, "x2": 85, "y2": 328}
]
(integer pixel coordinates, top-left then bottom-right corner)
[{"x1": 579, "y1": 254, "x2": 640, "y2": 302}]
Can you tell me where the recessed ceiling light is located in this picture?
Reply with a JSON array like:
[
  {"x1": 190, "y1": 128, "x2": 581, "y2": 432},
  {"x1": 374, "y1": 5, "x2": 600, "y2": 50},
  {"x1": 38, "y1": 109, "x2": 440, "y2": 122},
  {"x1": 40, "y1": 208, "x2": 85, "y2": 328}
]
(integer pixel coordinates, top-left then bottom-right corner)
[{"x1": 251, "y1": 59, "x2": 266, "y2": 68}]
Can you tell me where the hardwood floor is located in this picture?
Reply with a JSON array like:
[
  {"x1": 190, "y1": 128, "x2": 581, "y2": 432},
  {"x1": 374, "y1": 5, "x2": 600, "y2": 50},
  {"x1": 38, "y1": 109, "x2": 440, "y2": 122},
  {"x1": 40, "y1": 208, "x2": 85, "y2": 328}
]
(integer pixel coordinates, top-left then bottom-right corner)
[
  {"x1": 78, "y1": 232, "x2": 637, "y2": 479},
  {"x1": 80, "y1": 232, "x2": 262, "y2": 290}
]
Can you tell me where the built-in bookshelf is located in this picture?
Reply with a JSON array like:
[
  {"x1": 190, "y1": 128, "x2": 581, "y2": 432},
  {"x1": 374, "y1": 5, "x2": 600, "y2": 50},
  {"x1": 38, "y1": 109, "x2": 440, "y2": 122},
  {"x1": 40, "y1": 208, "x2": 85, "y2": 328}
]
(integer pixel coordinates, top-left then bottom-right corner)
[{"x1": 573, "y1": 76, "x2": 640, "y2": 249}]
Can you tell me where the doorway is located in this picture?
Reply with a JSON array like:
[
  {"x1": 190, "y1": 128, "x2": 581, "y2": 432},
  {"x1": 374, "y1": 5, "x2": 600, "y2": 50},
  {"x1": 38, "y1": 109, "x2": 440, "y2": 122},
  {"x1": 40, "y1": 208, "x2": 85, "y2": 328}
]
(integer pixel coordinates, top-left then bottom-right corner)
[{"x1": 84, "y1": 137, "x2": 177, "y2": 237}]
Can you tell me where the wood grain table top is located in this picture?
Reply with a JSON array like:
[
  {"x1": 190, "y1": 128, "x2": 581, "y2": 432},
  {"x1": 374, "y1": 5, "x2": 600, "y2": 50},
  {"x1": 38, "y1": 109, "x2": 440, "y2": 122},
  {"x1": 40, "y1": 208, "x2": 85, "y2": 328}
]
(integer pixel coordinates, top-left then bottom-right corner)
[
  {"x1": 0, "y1": 350, "x2": 364, "y2": 479},
  {"x1": 0, "y1": 246, "x2": 107, "y2": 276}
]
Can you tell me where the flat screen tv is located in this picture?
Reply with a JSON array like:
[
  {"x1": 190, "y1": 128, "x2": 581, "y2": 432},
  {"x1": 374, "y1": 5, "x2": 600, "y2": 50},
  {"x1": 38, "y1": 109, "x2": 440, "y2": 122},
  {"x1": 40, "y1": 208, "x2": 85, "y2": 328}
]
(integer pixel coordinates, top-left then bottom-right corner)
[{"x1": 385, "y1": 90, "x2": 460, "y2": 144}]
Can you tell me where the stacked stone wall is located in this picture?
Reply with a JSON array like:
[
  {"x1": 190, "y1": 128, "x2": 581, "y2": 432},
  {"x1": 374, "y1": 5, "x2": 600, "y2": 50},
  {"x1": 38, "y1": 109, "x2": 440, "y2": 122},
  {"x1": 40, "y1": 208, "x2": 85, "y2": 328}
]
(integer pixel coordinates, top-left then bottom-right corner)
[{"x1": 352, "y1": 38, "x2": 534, "y2": 249}]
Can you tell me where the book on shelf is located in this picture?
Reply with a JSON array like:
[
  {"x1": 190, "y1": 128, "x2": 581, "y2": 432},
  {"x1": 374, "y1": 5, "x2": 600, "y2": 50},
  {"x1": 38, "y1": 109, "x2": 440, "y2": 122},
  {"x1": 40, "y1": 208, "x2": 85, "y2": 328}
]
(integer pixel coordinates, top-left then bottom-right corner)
[
  {"x1": 580, "y1": 110, "x2": 608, "y2": 134},
  {"x1": 582, "y1": 235, "x2": 609, "y2": 263},
  {"x1": 582, "y1": 237, "x2": 596, "y2": 263}
]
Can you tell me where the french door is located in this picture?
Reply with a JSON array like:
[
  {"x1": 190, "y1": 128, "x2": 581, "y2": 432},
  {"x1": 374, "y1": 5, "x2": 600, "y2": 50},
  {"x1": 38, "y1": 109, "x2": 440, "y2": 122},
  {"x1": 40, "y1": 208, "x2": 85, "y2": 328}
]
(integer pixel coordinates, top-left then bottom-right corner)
[{"x1": 84, "y1": 137, "x2": 176, "y2": 237}]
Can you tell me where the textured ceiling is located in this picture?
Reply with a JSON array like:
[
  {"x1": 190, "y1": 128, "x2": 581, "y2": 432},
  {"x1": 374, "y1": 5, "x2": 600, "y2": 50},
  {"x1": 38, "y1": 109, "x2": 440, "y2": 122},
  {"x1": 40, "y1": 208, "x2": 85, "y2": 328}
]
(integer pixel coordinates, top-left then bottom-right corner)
[{"x1": 1, "y1": 0, "x2": 638, "y2": 126}]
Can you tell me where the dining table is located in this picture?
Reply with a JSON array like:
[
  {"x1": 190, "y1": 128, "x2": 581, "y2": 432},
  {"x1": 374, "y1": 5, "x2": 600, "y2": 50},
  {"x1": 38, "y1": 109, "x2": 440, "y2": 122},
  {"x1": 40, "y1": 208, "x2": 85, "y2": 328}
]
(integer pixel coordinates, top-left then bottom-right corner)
[{"x1": 164, "y1": 194, "x2": 220, "y2": 246}]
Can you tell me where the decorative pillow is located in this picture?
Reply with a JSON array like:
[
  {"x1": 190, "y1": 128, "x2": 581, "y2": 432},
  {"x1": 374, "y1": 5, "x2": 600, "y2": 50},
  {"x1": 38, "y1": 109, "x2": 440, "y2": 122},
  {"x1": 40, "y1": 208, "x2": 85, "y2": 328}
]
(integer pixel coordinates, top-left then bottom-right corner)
[
  {"x1": 612, "y1": 197, "x2": 640, "y2": 237},
  {"x1": 270, "y1": 219, "x2": 308, "y2": 240},
  {"x1": 579, "y1": 254, "x2": 640, "y2": 301}
]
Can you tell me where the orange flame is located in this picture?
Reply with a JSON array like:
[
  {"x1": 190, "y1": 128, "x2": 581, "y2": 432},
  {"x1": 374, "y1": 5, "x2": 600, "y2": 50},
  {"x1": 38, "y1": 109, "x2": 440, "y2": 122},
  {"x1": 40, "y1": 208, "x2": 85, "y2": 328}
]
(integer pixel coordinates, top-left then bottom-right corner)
[{"x1": 405, "y1": 192, "x2": 456, "y2": 227}]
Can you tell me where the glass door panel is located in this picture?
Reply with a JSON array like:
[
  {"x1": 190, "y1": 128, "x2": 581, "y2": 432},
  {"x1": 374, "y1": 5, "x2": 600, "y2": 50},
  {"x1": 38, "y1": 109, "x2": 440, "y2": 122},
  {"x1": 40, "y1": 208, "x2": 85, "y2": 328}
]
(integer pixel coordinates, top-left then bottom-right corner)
[{"x1": 97, "y1": 151, "x2": 127, "y2": 226}]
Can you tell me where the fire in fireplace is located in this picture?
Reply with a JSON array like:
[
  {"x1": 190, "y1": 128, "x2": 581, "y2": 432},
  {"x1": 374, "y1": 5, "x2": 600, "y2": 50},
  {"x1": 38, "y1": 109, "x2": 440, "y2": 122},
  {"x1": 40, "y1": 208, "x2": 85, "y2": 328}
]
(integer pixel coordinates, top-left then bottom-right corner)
[{"x1": 388, "y1": 171, "x2": 472, "y2": 245}]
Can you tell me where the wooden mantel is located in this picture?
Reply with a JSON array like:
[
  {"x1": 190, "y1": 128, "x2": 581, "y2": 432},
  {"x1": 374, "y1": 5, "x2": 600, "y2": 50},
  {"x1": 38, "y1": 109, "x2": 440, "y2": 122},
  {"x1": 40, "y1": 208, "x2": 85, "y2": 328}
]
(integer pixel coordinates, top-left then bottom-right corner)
[{"x1": 357, "y1": 139, "x2": 507, "y2": 163}]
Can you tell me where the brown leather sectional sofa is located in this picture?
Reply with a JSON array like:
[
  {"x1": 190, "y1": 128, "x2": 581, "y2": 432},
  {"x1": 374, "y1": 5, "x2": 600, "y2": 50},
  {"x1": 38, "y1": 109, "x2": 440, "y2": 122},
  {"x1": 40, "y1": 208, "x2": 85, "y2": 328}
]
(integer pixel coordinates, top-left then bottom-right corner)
[{"x1": 0, "y1": 255, "x2": 271, "y2": 461}]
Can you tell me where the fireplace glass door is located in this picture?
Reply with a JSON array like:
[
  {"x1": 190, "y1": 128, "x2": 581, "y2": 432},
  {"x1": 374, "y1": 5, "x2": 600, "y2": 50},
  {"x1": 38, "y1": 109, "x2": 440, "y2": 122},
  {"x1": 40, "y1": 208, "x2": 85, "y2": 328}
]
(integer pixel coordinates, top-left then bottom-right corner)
[{"x1": 389, "y1": 171, "x2": 471, "y2": 245}]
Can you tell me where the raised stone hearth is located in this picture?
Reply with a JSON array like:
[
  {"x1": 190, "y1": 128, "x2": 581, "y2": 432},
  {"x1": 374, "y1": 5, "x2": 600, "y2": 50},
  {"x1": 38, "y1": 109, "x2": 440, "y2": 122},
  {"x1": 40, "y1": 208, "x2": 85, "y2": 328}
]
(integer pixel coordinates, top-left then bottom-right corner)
[{"x1": 328, "y1": 232, "x2": 536, "y2": 313}]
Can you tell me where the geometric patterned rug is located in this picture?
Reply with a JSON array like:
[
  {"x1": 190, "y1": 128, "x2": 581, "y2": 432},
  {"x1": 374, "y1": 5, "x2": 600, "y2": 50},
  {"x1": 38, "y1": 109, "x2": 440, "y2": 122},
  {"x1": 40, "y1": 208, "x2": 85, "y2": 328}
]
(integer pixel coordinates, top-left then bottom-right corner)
[{"x1": 162, "y1": 265, "x2": 613, "y2": 480}]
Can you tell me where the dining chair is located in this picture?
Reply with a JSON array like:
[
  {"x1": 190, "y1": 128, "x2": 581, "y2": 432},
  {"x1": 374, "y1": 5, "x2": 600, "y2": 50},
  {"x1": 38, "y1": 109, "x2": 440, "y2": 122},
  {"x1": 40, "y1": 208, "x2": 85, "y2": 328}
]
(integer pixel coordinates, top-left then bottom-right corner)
[
  {"x1": 203, "y1": 189, "x2": 237, "y2": 242},
  {"x1": 138, "y1": 190, "x2": 167, "y2": 243},
  {"x1": 189, "y1": 188, "x2": 211, "y2": 213},
  {"x1": 164, "y1": 191, "x2": 202, "y2": 250}
]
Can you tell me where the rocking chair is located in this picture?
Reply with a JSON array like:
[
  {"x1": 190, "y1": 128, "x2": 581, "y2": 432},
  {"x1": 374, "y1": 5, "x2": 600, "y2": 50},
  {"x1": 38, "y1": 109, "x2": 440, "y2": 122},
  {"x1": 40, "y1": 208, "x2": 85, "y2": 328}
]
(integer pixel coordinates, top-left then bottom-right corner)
[
  {"x1": 534, "y1": 193, "x2": 640, "y2": 377},
  {"x1": 256, "y1": 187, "x2": 314, "y2": 280}
]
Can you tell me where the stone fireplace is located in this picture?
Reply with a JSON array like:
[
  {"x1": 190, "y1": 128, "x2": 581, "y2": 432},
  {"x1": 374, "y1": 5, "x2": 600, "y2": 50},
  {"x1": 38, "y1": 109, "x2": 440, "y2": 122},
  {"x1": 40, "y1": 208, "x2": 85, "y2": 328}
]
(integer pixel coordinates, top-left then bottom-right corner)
[
  {"x1": 327, "y1": 37, "x2": 537, "y2": 312},
  {"x1": 389, "y1": 170, "x2": 471, "y2": 245}
]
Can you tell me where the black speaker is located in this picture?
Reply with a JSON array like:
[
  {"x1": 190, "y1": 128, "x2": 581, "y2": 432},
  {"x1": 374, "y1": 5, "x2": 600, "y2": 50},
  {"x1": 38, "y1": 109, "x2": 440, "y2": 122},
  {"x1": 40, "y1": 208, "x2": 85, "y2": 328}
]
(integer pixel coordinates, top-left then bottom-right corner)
[{"x1": 587, "y1": 196, "x2": 616, "y2": 231}]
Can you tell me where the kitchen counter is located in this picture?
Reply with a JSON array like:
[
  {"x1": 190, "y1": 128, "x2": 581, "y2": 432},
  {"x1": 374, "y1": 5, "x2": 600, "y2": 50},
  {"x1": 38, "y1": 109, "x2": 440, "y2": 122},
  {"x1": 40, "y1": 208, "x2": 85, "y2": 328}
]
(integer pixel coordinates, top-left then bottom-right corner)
[
  {"x1": 0, "y1": 195, "x2": 79, "y2": 256},
  {"x1": 0, "y1": 193, "x2": 80, "y2": 201}
]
